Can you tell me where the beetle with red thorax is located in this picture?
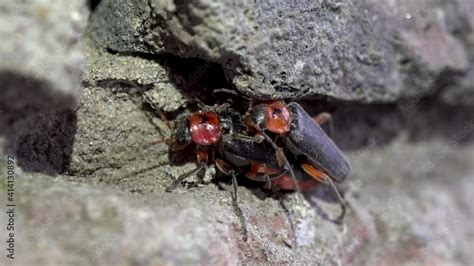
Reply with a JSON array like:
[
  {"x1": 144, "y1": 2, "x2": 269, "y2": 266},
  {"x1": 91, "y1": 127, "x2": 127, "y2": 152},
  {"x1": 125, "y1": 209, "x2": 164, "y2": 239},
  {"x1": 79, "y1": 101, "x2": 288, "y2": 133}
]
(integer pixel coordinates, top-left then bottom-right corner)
[
  {"x1": 188, "y1": 112, "x2": 222, "y2": 145},
  {"x1": 165, "y1": 104, "x2": 237, "y2": 191},
  {"x1": 163, "y1": 103, "x2": 304, "y2": 238},
  {"x1": 244, "y1": 100, "x2": 351, "y2": 221},
  {"x1": 167, "y1": 103, "x2": 298, "y2": 194}
]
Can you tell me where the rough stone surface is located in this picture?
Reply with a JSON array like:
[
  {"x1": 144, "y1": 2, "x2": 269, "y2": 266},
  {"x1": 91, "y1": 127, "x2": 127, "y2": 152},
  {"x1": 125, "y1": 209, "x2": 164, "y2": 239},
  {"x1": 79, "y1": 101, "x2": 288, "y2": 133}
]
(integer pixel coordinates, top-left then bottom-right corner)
[
  {"x1": 442, "y1": 67, "x2": 474, "y2": 105},
  {"x1": 0, "y1": 0, "x2": 88, "y2": 117},
  {"x1": 0, "y1": 0, "x2": 88, "y2": 174},
  {"x1": 1, "y1": 135, "x2": 473, "y2": 265},
  {"x1": 84, "y1": 38, "x2": 188, "y2": 112},
  {"x1": 1, "y1": 0, "x2": 474, "y2": 265},
  {"x1": 89, "y1": 0, "x2": 473, "y2": 102}
]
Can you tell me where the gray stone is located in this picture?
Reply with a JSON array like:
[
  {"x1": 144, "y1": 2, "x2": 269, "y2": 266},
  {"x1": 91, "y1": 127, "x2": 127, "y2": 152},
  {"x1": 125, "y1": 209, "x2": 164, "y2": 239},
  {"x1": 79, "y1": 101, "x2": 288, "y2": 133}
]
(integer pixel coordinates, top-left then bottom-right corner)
[
  {"x1": 84, "y1": 39, "x2": 188, "y2": 112},
  {"x1": 89, "y1": 0, "x2": 473, "y2": 102},
  {"x1": 441, "y1": 67, "x2": 474, "y2": 105},
  {"x1": 67, "y1": 85, "x2": 169, "y2": 180},
  {"x1": 7, "y1": 110, "x2": 77, "y2": 175},
  {"x1": 64, "y1": 40, "x2": 187, "y2": 179},
  {"x1": 1, "y1": 0, "x2": 474, "y2": 264},
  {"x1": 0, "y1": 0, "x2": 88, "y2": 116},
  {"x1": 1, "y1": 135, "x2": 473, "y2": 265},
  {"x1": 0, "y1": 0, "x2": 88, "y2": 173}
]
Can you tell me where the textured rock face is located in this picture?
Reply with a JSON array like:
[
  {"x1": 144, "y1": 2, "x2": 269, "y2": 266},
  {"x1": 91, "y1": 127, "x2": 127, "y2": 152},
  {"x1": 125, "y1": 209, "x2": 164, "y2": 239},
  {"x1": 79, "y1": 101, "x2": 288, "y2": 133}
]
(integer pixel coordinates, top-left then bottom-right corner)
[
  {"x1": 0, "y1": 0, "x2": 89, "y2": 173},
  {"x1": 2, "y1": 135, "x2": 473, "y2": 265},
  {"x1": 1, "y1": 0, "x2": 474, "y2": 265},
  {"x1": 0, "y1": 1, "x2": 88, "y2": 118},
  {"x1": 90, "y1": 0, "x2": 473, "y2": 102}
]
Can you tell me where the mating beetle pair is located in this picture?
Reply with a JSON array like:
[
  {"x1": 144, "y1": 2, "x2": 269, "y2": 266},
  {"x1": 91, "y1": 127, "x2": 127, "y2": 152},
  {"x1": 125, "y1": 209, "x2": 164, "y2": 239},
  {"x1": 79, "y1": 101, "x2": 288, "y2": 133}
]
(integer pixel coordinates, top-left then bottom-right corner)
[{"x1": 161, "y1": 97, "x2": 351, "y2": 229}]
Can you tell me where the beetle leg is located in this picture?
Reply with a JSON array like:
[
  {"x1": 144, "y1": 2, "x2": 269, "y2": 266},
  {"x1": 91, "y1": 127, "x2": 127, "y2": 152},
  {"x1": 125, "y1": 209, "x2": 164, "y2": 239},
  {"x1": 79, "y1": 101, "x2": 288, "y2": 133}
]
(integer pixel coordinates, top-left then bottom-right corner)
[
  {"x1": 245, "y1": 98, "x2": 256, "y2": 118},
  {"x1": 313, "y1": 112, "x2": 331, "y2": 125},
  {"x1": 260, "y1": 132, "x2": 301, "y2": 194},
  {"x1": 196, "y1": 147, "x2": 210, "y2": 164},
  {"x1": 263, "y1": 175, "x2": 272, "y2": 190},
  {"x1": 313, "y1": 112, "x2": 334, "y2": 139},
  {"x1": 276, "y1": 193, "x2": 298, "y2": 248},
  {"x1": 230, "y1": 170, "x2": 248, "y2": 241},
  {"x1": 215, "y1": 159, "x2": 232, "y2": 175},
  {"x1": 264, "y1": 169, "x2": 289, "y2": 191},
  {"x1": 300, "y1": 161, "x2": 346, "y2": 223},
  {"x1": 165, "y1": 163, "x2": 206, "y2": 192},
  {"x1": 326, "y1": 177, "x2": 346, "y2": 223}
]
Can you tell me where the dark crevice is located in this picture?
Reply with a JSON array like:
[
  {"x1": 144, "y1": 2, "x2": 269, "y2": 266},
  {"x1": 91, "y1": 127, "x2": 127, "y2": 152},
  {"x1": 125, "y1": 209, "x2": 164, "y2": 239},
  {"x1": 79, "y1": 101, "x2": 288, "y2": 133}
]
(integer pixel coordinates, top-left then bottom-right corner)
[
  {"x1": 96, "y1": 48, "x2": 235, "y2": 106},
  {"x1": 92, "y1": 79, "x2": 153, "y2": 93},
  {"x1": 89, "y1": 44, "x2": 474, "y2": 156},
  {"x1": 299, "y1": 96, "x2": 474, "y2": 151},
  {"x1": 5, "y1": 110, "x2": 78, "y2": 175},
  {"x1": 88, "y1": 48, "x2": 474, "y2": 153},
  {"x1": 1, "y1": 71, "x2": 79, "y2": 176},
  {"x1": 88, "y1": 0, "x2": 101, "y2": 11}
]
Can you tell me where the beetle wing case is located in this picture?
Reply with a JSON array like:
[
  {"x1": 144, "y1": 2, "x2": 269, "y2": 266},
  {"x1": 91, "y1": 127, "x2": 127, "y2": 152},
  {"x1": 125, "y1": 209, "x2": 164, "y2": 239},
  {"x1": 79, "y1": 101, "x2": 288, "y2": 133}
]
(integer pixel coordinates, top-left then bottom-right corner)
[
  {"x1": 221, "y1": 137, "x2": 280, "y2": 169},
  {"x1": 285, "y1": 102, "x2": 351, "y2": 182}
]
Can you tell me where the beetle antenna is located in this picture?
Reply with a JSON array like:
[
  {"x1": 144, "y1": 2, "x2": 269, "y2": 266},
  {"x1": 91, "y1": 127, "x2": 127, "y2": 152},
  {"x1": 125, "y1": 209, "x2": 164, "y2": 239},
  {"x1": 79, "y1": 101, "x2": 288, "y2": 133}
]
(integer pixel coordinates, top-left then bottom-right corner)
[
  {"x1": 155, "y1": 109, "x2": 172, "y2": 130},
  {"x1": 152, "y1": 137, "x2": 174, "y2": 145},
  {"x1": 115, "y1": 155, "x2": 168, "y2": 180}
]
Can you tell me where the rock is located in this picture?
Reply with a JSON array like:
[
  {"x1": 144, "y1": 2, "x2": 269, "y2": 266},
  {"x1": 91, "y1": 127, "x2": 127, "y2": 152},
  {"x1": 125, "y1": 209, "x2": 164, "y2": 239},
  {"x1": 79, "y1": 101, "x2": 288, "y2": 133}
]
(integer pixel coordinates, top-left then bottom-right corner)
[
  {"x1": 1, "y1": 135, "x2": 473, "y2": 265},
  {"x1": 0, "y1": 1, "x2": 89, "y2": 118},
  {"x1": 441, "y1": 67, "x2": 474, "y2": 105},
  {"x1": 66, "y1": 40, "x2": 188, "y2": 180},
  {"x1": 84, "y1": 39, "x2": 188, "y2": 112},
  {"x1": 66, "y1": 85, "x2": 169, "y2": 180},
  {"x1": 0, "y1": 173, "x2": 242, "y2": 265},
  {"x1": 344, "y1": 138, "x2": 474, "y2": 265},
  {"x1": 1, "y1": 0, "x2": 473, "y2": 264},
  {"x1": 88, "y1": 0, "x2": 153, "y2": 54},
  {"x1": 0, "y1": 0, "x2": 88, "y2": 173},
  {"x1": 89, "y1": 0, "x2": 473, "y2": 102},
  {"x1": 7, "y1": 110, "x2": 78, "y2": 175}
]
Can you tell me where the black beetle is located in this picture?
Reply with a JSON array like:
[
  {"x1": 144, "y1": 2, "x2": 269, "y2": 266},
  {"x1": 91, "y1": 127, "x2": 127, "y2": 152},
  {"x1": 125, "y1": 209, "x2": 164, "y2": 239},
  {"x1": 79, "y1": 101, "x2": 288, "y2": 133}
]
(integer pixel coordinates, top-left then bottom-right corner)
[{"x1": 244, "y1": 100, "x2": 351, "y2": 221}]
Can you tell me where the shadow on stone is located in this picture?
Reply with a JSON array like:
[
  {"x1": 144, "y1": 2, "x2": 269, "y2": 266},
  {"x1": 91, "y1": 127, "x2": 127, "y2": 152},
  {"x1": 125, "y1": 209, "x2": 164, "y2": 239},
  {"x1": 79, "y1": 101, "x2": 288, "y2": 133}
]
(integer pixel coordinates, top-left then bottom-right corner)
[
  {"x1": 7, "y1": 110, "x2": 78, "y2": 175},
  {"x1": 0, "y1": 71, "x2": 76, "y2": 119},
  {"x1": 300, "y1": 98, "x2": 474, "y2": 151}
]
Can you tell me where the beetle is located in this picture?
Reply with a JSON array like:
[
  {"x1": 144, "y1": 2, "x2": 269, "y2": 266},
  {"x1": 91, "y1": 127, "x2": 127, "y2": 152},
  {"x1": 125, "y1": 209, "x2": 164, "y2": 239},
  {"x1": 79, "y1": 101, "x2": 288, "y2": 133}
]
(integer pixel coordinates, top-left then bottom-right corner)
[
  {"x1": 217, "y1": 133, "x2": 289, "y2": 189},
  {"x1": 243, "y1": 100, "x2": 351, "y2": 221},
  {"x1": 163, "y1": 103, "x2": 240, "y2": 191},
  {"x1": 161, "y1": 103, "x2": 296, "y2": 239},
  {"x1": 162, "y1": 101, "x2": 300, "y2": 194},
  {"x1": 218, "y1": 136, "x2": 330, "y2": 191},
  {"x1": 162, "y1": 102, "x2": 293, "y2": 193}
]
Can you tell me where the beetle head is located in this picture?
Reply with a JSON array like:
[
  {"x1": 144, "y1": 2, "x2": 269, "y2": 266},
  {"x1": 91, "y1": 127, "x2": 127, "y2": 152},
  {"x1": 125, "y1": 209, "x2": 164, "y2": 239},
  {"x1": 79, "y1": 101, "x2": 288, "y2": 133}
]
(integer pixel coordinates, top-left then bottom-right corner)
[{"x1": 171, "y1": 115, "x2": 193, "y2": 148}]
